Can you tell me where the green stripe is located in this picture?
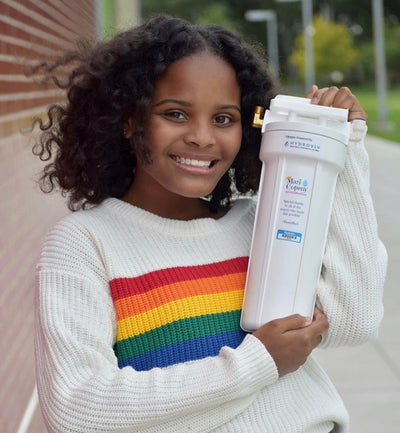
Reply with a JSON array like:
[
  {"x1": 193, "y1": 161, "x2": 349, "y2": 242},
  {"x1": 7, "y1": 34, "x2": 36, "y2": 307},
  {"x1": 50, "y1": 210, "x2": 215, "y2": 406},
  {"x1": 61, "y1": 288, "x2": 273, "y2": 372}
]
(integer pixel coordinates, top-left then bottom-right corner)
[{"x1": 114, "y1": 310, "x2": 242, "y2": 362}]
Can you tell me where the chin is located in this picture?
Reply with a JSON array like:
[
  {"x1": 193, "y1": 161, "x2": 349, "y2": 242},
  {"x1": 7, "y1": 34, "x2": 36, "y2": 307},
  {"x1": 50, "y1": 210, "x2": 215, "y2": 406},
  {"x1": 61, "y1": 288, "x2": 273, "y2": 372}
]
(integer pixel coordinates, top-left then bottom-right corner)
[{"x1": 169, "y1": 183, "x2": 218, "y2": 199}]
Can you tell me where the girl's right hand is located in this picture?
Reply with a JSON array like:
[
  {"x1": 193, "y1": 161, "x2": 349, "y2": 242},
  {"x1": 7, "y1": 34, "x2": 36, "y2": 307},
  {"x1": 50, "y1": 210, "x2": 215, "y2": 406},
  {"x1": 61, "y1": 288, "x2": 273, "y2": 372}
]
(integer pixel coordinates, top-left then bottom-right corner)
[{"x1": 253, "y1": 308, "x2": 329, "y2": 376}]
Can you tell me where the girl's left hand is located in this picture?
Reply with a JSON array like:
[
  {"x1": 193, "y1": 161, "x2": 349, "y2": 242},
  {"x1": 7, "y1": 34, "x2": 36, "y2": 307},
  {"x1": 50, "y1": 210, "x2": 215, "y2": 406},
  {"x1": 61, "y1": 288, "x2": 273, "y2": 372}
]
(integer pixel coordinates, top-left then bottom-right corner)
[{"x1": 306, "y1": 85, "x2": 368, "y2": 123}]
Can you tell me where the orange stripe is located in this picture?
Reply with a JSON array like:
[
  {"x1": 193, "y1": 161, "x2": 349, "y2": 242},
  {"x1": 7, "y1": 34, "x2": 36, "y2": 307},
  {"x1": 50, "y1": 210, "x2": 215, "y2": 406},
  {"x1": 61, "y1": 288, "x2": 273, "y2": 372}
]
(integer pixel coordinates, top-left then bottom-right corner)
[
  {"x1": 117, "y1": 290, "x2": 244, "y2": 340},
  {"x1": 114, "y1": 272, "x2": 246, "y2": 320}
]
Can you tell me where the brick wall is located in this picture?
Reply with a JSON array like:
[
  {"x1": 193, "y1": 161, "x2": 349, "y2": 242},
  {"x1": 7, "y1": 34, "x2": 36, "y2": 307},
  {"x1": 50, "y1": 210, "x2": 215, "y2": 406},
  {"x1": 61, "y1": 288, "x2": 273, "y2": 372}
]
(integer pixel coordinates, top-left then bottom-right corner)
[{"x1": 0, "y1": 2, "x2": 97, "y2": 432}]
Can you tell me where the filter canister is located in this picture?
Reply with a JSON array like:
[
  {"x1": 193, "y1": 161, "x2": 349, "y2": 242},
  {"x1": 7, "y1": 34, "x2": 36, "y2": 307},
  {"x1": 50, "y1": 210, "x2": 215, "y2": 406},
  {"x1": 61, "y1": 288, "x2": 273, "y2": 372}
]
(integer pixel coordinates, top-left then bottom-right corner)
[{"x1": 240, "y1": 95, "x2": 351, "y2": 332}]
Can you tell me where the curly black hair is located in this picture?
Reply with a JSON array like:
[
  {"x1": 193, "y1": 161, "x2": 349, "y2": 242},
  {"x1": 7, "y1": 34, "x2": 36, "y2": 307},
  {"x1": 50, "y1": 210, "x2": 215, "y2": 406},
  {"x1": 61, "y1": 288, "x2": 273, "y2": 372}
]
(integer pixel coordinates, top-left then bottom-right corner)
[{"x1": 32, "y1": 15, "x2": 277, "y2": 211}]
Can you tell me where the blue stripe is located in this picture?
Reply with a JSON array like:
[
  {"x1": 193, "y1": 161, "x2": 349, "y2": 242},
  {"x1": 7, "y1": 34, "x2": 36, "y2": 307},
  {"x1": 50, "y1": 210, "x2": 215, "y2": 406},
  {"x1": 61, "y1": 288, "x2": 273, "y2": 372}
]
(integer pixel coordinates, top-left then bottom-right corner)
[{"x1": 118, "y1": 329, "x2": 246, "y2": 371}]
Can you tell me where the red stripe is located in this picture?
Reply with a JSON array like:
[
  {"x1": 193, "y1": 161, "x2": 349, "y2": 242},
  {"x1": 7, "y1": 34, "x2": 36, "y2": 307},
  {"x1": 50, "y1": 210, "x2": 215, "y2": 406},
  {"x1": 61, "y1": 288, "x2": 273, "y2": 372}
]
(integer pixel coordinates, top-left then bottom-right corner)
[{"x1": 110, "y1": 256, "x2": 249, "y2": 301}]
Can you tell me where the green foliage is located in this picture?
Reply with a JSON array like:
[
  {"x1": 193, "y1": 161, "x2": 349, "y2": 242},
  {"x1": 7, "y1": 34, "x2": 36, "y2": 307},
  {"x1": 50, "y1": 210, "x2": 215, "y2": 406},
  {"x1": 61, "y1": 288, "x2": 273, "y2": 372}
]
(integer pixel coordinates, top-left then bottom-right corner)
[
  {"x1": 350, "y1": 23, "x2": 400, "y2": 86},
  {"x1": 141, "y1": 1, "x2": 400, "y2": 88},
  {"x1": 195, "y1": 2, "x2": 242, "y2": 32},
  {"x1": 355, "y1": 41, "x2": 374, "y2": 83},
  {"x1": 143, "y1": 0, "x2": 243, "y2": 33},
  {"x1": 289, "y1": 15, "x2": 358, "y2": 84},
  {"x1": 385, "y1": 25, "x2": 400, "y2": 86}
]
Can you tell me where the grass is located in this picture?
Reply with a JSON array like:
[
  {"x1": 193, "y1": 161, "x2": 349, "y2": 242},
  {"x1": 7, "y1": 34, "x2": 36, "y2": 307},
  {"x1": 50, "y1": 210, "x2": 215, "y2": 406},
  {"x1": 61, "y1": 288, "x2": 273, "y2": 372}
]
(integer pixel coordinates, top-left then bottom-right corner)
[{"x1": 354, "y1": 86, "x2": 400, "y2": 144}]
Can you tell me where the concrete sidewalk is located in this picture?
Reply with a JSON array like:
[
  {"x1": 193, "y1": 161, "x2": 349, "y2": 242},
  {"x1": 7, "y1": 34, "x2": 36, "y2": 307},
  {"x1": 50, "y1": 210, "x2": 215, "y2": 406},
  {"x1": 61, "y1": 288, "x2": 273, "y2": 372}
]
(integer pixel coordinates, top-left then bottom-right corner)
[{"x1": 315, "y1": 135, "x2": 400, "y2": 432}]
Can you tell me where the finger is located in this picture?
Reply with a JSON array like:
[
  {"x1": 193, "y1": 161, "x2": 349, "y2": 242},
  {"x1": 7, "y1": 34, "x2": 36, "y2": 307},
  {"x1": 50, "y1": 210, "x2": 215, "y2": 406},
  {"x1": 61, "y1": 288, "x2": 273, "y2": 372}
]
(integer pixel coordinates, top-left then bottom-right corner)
[
  {"x1": 342, "y1": 91, "x2": 368, "y2": 122},
  {"x1": 332, "y1": 88, "x2": 368, "y2": 122},
  {"x1": 287, "y1": 319, "x2": 325, "y2": 351},
  {"x1": 306, "y1": 84, "x2": 318, "y2": 99},
  {"x1": 312, "y1": 307, "x2": 324, "y2": 321},
  {"x1": 308, "y1": 86, "x2": 368, "y2": 122},
  {"x1": 330, "y1": 87, "x2": 353, "y2": 107},
  {"x1": 314, "y1": 86, "x2": 339, "y2": 107},
  {"x1": 273, "y1": 314, "x2": 312, "y2": 332},
  {"x1": 310, "y1": 309, "x2": 329, "y2": 334},
  {"x1": 301, "y1": 314, "x2": 329, "y2": 348},
  {"x1": 308, "y1": 87, "x2": 331, "y2": 104},
  {"x1": 330, "y1": 87, "x2": 360, "y2": 113}
]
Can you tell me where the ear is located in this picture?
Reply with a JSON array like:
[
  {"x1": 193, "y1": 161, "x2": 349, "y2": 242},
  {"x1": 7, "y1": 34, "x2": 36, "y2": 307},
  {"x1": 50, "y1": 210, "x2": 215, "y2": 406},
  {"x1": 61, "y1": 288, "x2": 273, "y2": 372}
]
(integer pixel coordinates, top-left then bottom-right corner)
[{"x1": 124, "y1": 117, "x2": 135, "y2": 139}]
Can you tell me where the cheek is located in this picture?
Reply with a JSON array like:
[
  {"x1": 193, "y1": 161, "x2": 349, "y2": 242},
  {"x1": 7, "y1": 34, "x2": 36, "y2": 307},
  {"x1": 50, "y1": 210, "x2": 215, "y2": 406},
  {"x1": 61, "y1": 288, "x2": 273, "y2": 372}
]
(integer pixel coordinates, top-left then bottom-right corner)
[{"x1": 225, "y1": 128, "x2": 242, "y2": 159}]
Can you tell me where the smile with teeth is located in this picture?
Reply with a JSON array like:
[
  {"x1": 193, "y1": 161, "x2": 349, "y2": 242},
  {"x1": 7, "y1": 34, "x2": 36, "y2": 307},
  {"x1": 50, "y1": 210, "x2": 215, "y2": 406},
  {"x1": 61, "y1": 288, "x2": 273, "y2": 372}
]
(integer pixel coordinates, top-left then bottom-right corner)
[{"x1": 171, "y1": 155, "x2": 215, "y2": 168}]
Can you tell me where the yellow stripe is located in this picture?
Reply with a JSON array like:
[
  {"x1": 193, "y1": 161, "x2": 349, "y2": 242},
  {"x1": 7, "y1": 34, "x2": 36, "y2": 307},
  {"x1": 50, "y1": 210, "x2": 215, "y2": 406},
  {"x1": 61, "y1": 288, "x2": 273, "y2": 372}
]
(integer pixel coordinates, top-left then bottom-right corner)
[
  {"x1": 114, "y1": 272, "x2": 246, "y2": 319},
  {"x1": 117, "y1": 290, "x2": 244, "y2": 341}
]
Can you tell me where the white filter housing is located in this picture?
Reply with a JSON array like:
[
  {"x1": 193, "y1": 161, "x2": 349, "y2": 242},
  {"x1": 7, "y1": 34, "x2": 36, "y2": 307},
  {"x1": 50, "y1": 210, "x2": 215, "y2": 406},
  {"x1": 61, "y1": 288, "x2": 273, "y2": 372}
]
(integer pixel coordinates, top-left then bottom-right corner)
[{"x1": 241, "y1": 95, "x2": 351, "y2": 332}]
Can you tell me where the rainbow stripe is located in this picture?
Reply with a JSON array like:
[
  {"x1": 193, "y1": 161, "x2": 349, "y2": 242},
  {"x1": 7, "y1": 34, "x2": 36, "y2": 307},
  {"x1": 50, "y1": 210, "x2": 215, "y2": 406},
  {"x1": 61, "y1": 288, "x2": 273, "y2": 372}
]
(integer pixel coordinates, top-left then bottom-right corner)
[{"x1": 109, "y1": 257, "x2": 248, "y2": 371}]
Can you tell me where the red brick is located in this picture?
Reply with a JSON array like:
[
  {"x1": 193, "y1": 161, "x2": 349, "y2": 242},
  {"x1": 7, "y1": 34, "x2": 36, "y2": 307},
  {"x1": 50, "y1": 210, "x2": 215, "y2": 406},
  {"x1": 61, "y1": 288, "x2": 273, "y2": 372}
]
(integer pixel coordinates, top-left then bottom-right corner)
[{"x1": 0, "y1": 2, "x2": 96, "y2": 431}]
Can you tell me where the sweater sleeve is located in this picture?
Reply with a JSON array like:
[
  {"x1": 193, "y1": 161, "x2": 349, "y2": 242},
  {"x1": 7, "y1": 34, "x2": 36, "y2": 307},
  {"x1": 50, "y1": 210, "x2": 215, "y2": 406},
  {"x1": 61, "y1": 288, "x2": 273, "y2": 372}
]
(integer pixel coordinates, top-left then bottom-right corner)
[
  {"x1": 35, "y1": 223, "x2": 278, "y2": 433},
  {"x1": 317, "y1": 120, "x2": 387, "y2": 348}
]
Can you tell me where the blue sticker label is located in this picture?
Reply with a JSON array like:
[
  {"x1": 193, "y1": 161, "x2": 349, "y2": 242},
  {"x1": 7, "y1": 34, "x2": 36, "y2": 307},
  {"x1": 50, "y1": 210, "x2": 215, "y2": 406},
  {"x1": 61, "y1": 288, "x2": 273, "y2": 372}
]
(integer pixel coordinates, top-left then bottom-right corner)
[{"x1": 276, "y1": 229, "x2": 302, "y2": 243}]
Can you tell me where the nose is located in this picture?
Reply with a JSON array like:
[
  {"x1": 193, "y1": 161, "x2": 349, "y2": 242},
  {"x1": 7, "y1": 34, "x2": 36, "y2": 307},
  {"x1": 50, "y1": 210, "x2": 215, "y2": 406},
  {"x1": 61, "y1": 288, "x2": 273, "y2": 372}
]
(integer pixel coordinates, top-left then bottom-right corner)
[{"x1": 183, "y1": 119, "x2": 216, "y2": 148}]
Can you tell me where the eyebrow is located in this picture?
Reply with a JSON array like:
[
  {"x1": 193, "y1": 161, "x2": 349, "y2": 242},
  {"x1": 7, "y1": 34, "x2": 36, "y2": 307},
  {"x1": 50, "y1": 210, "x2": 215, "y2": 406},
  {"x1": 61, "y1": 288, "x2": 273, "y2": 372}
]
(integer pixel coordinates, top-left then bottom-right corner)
[{"x1": 153, "y1": 98, "x2": 241, "y2": 112}]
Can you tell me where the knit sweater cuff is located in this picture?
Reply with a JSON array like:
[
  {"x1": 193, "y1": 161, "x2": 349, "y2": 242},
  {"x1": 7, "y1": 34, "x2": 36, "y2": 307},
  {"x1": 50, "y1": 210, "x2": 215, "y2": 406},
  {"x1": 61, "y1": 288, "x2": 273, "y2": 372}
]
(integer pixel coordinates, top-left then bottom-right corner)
[
  {"x1": 224, "y1": 334, "x2": 278, "y2": 390},
  {"x1": 349, "y1": 118, "x2": 367, "y2": 144}
]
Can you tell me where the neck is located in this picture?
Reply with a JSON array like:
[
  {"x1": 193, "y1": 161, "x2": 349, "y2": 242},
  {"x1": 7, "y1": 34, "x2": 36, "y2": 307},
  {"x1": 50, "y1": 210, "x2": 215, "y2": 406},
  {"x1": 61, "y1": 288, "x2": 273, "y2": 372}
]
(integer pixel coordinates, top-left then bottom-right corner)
[{"x1": 122, "y1": 186, "x2": 220, "y2": 221}]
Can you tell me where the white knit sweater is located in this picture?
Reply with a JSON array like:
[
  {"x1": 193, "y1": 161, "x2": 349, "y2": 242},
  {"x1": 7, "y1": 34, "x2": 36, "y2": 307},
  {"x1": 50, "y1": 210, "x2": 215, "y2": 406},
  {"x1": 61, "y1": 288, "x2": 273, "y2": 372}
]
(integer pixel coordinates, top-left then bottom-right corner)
[{"x1": 35, "y1": 123, "x2": 387, "y2": 433}]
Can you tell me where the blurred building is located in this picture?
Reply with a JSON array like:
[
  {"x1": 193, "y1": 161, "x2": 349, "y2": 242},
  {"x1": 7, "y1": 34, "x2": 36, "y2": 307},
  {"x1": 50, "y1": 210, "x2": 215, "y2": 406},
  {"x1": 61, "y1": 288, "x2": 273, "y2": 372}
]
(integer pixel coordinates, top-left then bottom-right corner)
[{"x1": 0, "y1": 1, "x2": 140, "y2": 432}]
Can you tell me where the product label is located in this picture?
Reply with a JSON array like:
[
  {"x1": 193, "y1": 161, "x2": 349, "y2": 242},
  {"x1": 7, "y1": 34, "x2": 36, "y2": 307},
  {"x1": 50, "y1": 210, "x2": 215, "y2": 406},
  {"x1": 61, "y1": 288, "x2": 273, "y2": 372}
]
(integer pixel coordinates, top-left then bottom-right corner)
[
  {"x1": 284, "y1": 135, "x2": 321, "y2": 152},
  {"x1": 276, "y1": 162, "x2": 315, "y2": 243},
  {"x1": 276, "y1": 229, "x2": 302, "y2": 243}
]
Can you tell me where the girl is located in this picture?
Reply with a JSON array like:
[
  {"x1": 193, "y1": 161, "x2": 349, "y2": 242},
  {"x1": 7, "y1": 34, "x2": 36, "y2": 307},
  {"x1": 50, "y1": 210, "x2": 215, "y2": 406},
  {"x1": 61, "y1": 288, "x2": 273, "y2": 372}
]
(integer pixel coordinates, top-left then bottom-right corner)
[{"x1": 33, "y1": 15, "x2": 387, "y2": 433}]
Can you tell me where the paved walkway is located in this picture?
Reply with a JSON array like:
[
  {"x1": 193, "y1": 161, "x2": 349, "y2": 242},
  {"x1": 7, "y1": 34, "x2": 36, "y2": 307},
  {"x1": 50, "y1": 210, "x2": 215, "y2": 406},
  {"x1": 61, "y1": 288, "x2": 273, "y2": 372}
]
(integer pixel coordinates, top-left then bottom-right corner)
[{"x1": 314, "y1": 135, "x2": 400, "y2": 432}]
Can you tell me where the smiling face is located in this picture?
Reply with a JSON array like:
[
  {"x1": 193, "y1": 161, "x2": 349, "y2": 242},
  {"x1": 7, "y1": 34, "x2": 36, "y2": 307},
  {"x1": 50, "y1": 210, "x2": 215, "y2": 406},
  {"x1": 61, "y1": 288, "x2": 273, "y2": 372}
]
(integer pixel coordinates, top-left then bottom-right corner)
[{"x1": 124, "y1": 51, "x2": 242, "y2": 218}]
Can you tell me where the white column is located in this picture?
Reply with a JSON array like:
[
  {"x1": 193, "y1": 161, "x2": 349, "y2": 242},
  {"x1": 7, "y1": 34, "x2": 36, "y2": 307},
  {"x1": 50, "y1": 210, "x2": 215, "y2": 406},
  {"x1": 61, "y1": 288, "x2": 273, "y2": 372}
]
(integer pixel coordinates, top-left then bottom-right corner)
[
  {"x1": 301, "y1": 0, "x2": 315, "y2": 92},
  {"x1": 372, "y1": 0, "x2": 389, "y2": 126},
  {"x1": 115, "y1": 0, "x2": 142, "y2": 31}
]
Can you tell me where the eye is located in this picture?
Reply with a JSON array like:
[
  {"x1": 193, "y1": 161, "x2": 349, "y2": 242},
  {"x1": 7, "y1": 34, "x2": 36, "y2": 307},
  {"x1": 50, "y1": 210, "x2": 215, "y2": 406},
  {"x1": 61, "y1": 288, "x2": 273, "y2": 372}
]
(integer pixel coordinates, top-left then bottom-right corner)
[
  {"x1": 164, "y1": 111, "x2": 186, "y2": 122},
  {"x1": 213, "y1": 115, "x2": 232, "y2": 125}
]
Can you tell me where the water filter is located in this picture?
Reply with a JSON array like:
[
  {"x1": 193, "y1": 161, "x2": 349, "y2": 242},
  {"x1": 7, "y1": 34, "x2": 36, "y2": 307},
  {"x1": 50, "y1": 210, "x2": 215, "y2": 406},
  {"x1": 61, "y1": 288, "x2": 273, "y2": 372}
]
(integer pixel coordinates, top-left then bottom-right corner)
[{"x1": 240, "y1": 95, "x2": 351, "y2": 332}]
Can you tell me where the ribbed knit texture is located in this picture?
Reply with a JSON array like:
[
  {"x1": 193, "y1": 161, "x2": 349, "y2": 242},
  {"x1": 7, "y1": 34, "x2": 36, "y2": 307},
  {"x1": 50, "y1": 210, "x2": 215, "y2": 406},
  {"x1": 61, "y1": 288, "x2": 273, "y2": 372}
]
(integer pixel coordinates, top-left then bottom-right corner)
[
  {"x1": 111, "y1": 257, "x2": 248, "y2": 370},
  {"x1": 35, "y1": 123, "x2": 387, "y2": 433}
]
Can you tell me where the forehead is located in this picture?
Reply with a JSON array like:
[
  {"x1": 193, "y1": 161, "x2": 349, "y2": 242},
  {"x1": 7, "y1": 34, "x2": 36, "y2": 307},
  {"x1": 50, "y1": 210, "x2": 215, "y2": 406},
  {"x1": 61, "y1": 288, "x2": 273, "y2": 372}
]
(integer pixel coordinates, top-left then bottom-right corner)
[{"x1": 152, "y1": 52, "x2": 240, "y2": 103}]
